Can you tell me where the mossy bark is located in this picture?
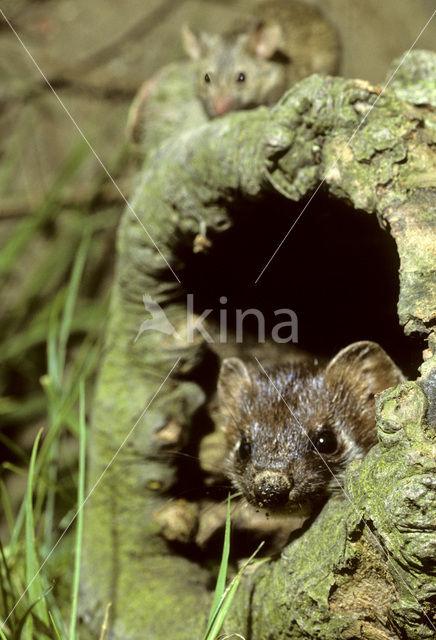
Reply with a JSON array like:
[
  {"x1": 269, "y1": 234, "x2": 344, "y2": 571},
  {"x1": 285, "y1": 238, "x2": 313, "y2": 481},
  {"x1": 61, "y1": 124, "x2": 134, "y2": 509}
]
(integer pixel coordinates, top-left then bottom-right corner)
[
  {"x1": 223, "y1": 361, "x2": 436, "y2": 639},
  {"x1": 81, "y1": 52, "x2": 436, "y2": 639}
]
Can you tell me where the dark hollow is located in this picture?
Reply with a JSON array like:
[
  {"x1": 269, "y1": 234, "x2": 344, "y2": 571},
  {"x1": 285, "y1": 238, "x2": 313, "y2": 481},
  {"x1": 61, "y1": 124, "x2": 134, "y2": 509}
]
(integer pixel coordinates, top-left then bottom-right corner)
[{"x1": 179, "y1": 190, "x2": 423, "y2": 378}]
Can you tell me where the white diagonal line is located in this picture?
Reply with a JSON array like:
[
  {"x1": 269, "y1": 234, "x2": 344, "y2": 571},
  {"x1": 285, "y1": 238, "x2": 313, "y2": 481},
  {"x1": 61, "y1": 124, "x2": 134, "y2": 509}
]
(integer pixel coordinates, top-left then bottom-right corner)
[
  {"x1": 0, "y1": 357, "x2": 181, "y2": 631},
  {"x1": 0, "y1": 8, "x2": 181, "y2": 284},
  {"x1": 254, "y1": 357, "x2": 352, "y2": 494},
  {"x1": 255, "y1": 357, "x2": 435, "y2": 632},
  {"x1": 255, "y1": 9, "x2": 436, "y2": 283}
]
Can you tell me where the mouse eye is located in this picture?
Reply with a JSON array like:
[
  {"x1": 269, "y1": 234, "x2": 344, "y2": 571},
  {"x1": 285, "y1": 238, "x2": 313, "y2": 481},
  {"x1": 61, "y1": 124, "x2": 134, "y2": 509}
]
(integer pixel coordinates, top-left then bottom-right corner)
[
  {"x1": 237, "y1": 436, "x2": 251, "y2": 463},
  {"x1": 312, "y1": 428, "x2": 338, "y2": 455},
  {"x1": 237, "y1": 72, "x2": 246, "y2": 83},
  {"x1": 204, "y1": 73, "x2": 211, "y2": 83}
]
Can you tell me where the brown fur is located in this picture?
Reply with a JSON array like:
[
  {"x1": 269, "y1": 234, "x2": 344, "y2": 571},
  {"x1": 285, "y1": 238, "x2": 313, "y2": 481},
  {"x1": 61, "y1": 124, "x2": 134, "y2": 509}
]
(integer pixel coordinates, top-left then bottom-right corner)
[
  {"x1": 182, "y1": 0, "x2": 341, "y2": 117},
  {"x1": 218, "y1": 341, "x2": 404, "y2": 514}
]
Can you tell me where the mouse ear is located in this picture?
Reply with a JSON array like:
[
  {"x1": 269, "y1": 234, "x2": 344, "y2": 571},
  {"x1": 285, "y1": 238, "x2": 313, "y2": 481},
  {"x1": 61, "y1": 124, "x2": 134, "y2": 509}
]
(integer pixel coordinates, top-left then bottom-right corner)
[
  {"x1": 181, "y1": 24, "x2": 210, "y2": 60},
  {"x1": 325, "y1": 341, "x2": 404, "y2": 403},
  {"x1": 218, "y1": 357, "x2": 252, "y2": 412},
  {"x1": 246, "y1": 20, "x2": 285, "y2": 59}
]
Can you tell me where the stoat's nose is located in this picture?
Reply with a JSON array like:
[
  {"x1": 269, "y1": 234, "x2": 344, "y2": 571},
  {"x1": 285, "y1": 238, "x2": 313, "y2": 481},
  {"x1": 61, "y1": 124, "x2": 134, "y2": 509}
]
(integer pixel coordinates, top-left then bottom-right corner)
[{"x1": 252, "y1": 470, "x2": 293, "y2": 508}]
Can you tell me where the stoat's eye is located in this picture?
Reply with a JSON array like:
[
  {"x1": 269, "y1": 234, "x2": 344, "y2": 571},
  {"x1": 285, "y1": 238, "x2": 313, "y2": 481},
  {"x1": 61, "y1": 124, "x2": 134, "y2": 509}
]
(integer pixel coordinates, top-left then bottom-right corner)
[
  {"x1": 312, "y1": 428, "x2": 338, "y2": 455},
  {"x1": 236, "y1": 71, "x2": 246, "y2": 83},
  {"x1": 204, "y1": 73, "x2": 211, "y2": 83},
  {"x1": 237, "y1": 436, "x2": 251, "y2": 462}
]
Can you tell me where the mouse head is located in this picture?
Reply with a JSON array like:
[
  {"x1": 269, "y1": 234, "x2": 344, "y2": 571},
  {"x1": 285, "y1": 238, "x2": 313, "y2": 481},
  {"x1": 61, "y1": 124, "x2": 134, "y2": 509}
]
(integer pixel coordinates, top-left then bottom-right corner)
[
  {"x1": 181, "y1": 21, "x2": 289, "y2": 117},
  {"x1": 218, "y1": 342, "x2": 404, "y2": 515}
]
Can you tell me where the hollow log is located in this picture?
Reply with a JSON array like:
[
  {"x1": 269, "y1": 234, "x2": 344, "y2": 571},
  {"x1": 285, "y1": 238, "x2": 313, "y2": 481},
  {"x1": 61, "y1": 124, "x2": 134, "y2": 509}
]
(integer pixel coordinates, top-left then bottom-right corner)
[{"x1": 80, "y1": 52, "x2": 436, "y2": 639}]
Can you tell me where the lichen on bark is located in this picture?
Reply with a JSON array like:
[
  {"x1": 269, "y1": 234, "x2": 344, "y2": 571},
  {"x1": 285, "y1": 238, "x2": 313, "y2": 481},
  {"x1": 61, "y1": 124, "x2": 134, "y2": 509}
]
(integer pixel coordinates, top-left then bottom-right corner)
[
  {"x1": 81, "y1": 51, "x2": 436, "y2": 639},
  {"x1": 223, "y1": 360, "x2": 436, "y2": 639}
]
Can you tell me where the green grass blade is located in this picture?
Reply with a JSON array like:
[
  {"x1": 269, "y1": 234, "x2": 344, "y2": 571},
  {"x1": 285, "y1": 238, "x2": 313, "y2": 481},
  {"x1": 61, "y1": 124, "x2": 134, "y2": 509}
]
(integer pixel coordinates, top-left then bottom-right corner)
[
  {"x1": 61, "y1": 315, "x2": 106, "y2": 402},
  {"x1": 9, "y1": 497, "x2": 25, "y2": 554},
  {"x1": 0, "y1": 538, "x2": 16, "y2": 633},
  {"x1": 1, "y1": 297, "x2": 106, "y2": 365},
  {"x1": 46, "y1": 307, "x2": 61, "y2": 395},
  {"x1": 0, "y1": 480, "x2": 15, "y2": 538},
  {"x1": 0, "y1": 431, "x2": 26, "y2": 462},
  {"x1": 69, "y1": 379, "x2": 86, "y2": 640},
  {"x1": 0, "y1": 398, "x2": 46, "y2": 432},
  {"x1": 15, "y1": 585, "x2": 54, "y2": 639},
  {"x1": 42, "y1": 310, "x2": 62, "y2": 544},
  {"x1": 15, "y1": 226, "x2": 80, "y2": 318},
  {"x1": 205, "y1": 541, "x2": 264, "y2": 640},
  {"x1": 1, "y1": 462, "x2": 29, "y2": 477},
  {"x1": 50, "y1": 612, "x2": 63, "y2": 640},
  {"x1": 0, "y1": 141, "x2": 90, "y2": 278},
  {"x1": 25, "y1": 428, "x2": 48, "y2": 627},
  {"x1": 203, "y1": 495, "x2": 231, "y2": 638},
  {"x1": 42, "y1": 439, "x2": 59, "y2": 550},
  {"x1": 58, "y1": 231, "x2": 91, "y2": 381},
  {"x1": 43, "y1": 235, "x2": 89, "y2": 547},
  {"x1": 8, "y1": 320, "x2": 97, "y2": 545}
]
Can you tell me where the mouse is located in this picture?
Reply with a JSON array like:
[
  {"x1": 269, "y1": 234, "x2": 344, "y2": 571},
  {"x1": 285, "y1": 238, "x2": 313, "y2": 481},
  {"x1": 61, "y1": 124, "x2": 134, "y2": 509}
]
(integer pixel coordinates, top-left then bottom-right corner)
[
  {"x1": 217, "y1": 341, "x2": 404, "y2": 515},
  {"x1": 182, "y1": 0, "x2": 341, "y2": 117}
]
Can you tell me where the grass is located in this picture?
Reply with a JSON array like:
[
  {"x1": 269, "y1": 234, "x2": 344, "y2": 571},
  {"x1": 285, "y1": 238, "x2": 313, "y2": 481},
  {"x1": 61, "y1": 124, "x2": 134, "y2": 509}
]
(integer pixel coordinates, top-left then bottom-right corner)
[
  {"x1": 0, "y1": 138, "x2": 118, "y2": 638},
  {"x1": 0, "y1": 102, "x2": 257, "y2": 640},
  {"x1": 202, "y1": 496, "x2": 264, "y2": 640},
  {"x1": 0, "y1": 248, "x2": 95, "y2": 638},
  {"x1": 69, "y1": 381, "x2": 86, "y2": 640}
]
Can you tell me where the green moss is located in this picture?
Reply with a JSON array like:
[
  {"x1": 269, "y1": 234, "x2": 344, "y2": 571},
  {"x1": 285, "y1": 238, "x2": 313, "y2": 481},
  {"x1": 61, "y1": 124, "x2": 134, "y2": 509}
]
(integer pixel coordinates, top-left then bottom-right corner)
[
  {"x1": 389, "y1": 50, "x2": 436, "y2": 107},
  {"x1": 82, "y1": 53, "x2": 436, "y2": 638}
]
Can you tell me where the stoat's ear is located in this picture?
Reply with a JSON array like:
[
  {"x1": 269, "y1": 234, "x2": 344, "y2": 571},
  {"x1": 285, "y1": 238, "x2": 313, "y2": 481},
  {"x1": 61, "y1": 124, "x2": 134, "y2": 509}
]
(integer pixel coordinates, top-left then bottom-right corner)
[
  {"x1": 217, "y1": 358, "x2": 252, "y2": 414},
  {"x1": 246, "y1": 19, "x2": 286, "y2": 60},
  {"x1": 326, "y1": 341, "x2": 404, "y2": 404},
  {"x1": 181, "y1": 24, "x2": 210, "y2": 60}
]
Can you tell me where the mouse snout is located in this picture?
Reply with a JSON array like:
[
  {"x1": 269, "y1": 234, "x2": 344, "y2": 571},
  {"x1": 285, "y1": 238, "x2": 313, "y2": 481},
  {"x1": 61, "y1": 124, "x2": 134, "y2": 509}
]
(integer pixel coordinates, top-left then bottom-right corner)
[
  {"x1": 210, "y1": 96, "x2": 234, "y2": 116},
  {"x1": 252, "y1": 470, "x2": 293, "y2": 508}
]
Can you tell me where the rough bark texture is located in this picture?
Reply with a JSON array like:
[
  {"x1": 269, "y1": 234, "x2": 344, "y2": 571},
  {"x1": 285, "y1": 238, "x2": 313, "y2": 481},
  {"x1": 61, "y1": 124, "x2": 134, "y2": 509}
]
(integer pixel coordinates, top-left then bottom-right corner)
[
  {"x1": 80, "y1": 51, "x2": 436, "y2": 639},
  {"x1": 223, "y1": 359, "x2": 436, "y2": 639}
]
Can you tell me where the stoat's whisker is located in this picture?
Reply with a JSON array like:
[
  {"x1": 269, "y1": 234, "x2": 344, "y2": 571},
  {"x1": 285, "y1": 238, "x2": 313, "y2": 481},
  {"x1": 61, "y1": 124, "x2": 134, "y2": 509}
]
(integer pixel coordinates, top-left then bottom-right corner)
[
  {"x1": 230, "y1": 490, "x2": 243, "y2": 500},
  {"x1": 148, "y1": 449, "x2": 235, "y2": 477}
]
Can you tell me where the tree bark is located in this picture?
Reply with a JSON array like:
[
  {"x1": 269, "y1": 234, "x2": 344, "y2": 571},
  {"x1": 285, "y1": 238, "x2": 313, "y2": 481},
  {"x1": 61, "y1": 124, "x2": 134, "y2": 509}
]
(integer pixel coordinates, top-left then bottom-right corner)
[{"x1": 80, "y1": 52, "x2": 436, "y2": 639}]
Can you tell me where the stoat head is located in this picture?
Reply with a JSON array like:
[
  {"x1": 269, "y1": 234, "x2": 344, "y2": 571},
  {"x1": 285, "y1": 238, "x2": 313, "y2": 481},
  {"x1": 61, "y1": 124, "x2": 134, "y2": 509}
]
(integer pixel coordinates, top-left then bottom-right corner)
[{"x1": 218, "y1": 342, "x2": 404, "y2": 514}]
